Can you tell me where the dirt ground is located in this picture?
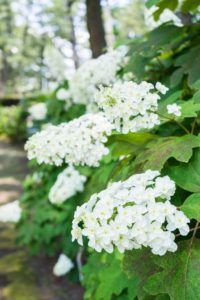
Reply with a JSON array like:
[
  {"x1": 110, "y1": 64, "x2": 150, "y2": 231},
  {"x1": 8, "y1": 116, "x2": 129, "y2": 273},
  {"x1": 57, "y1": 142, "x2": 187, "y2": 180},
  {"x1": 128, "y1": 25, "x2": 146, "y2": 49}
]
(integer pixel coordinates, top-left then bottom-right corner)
[{"x1": 0, "y1": 139, "x2": 83, "y2": 300}]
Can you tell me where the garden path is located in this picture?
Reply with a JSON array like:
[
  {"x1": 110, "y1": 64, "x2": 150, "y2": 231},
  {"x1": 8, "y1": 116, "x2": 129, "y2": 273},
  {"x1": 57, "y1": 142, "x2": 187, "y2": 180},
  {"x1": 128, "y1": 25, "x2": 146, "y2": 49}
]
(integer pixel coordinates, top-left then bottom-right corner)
[{"x1": 0, "y1": 139, "x2": 83, "y2": 300}]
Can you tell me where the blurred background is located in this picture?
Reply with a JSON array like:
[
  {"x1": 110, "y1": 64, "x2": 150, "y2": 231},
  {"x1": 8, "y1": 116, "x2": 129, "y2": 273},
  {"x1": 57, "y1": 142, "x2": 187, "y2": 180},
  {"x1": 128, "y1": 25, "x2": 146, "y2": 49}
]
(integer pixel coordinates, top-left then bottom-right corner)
[{"x1": 0, "y1": 0, "x2": 170, "y2": 98}]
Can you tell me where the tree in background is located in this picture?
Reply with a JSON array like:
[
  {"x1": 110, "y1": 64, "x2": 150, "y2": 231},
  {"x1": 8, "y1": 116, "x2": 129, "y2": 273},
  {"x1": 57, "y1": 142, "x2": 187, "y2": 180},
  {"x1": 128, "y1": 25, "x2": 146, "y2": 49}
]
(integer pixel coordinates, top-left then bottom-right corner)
[
  {"x1": 0, "y1": 0, "x2": 148, "y2": 96},
  {"x1": 112, "y1": 0, "x2": 147, "y2": 39},
  {"x1": 0, "y1": 0, "x2": 88, "y2": 96},
  {"x1": 66, "y1": 0, "x2": 80, "y2": 69},
  {"x1": 86, "y1": 0, "x2": 107, "y2": 57},
  {"x1": 0, "y1": 0, "x2": 15, "y2": 96}
]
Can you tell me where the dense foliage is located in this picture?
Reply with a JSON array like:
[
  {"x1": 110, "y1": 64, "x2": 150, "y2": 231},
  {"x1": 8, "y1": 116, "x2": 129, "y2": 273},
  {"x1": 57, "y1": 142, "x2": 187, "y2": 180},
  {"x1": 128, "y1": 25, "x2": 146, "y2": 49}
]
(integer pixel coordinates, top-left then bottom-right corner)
[
  {"x1": 0, "y1": 105, "x2": 26, "y2": 140},
  {"x1": 14, "y1": 1, "x2": 200, "y2": 299}
]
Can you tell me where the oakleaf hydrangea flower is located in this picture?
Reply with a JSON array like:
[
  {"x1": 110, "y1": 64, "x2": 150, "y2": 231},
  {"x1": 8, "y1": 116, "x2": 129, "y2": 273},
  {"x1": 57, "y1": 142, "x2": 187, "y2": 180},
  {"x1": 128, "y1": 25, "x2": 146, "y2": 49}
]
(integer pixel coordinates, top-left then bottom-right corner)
[
  {"x1": 72, "y1": 170, "x2": 190, "y2": 256},
  {"x1": 0, "y1": 200, "x2": 22, "y2": 223},
  {"x1": 25, "y1": 113, "x2": 113, "y2": 167},
  {"x1": 95, "y1": 81, "x2": 167, "y2": 133},
  {"x1": 53, "y1": 254, "x2": 74, "y2": 276},
  {"x1": 28, "y1": 103, "x2": 47, "y2": 121},
  {"x1": 167, "y1": 103, "x2": 182, "y2": 117},
  {"x1": 49, "y1": 166, "x2": 86, "y2": 204},
  {"x1": 44, "y1": 45, "x2": 68, "y2": 81},
  {"x1": 68, "y1": 49, "x2": 125, "y2": 109}
]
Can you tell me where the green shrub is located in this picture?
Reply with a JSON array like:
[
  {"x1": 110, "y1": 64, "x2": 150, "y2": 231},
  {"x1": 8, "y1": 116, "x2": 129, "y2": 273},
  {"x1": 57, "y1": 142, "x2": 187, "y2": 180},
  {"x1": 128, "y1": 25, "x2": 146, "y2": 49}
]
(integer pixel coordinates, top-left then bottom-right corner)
[{"x1": 0, "y1": 105, "x2": 26, "y2": 141}]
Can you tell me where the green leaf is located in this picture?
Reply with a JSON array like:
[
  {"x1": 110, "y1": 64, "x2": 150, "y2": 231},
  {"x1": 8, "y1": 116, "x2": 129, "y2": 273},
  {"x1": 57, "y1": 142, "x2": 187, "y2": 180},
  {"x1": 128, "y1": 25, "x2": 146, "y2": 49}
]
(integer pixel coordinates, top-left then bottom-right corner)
[
  {"x1": 81, "y1": 162, "x2": 117, "y2": 202},
  {"x1": 145, "y1": 25, "x2": 183, "y2": 52},
  {"x1": 168, "y1": 148, "x2": 200, "y2": 192},
  {"x1": 111, "y1": 132, "x2": 157, "y2": 145},
  {"x1": 192, "y1": 90, "x2": 200, "y2": 103},
  {"x1": 158, "y1": 91, "x2": 182, "y2": 114},
  {"x1": 159, "y1": 93, "x2": 200, "y2": 119},
  {"x1": 191, "y1": 79, "x2": 200, "y2": 89},
  {"x1": 107, "y1": 132, "x2": 157, "y2": 162},
  {"x1": 180, "y1": 100, "x2": 200, "y2": 118},
  {"x1": 171, "y1": 45, "x2": 200, "y2": 86},
  {"x1": 95, "y1": 255, "x2": 137, "y2": 300},
  {"x1": 181, "y1": 193, "x2": 200, "y2": 220},
  {"x1": 134, "y1": 135, "x2": 200, "y2": 171},
  {"x1": 144, "y1": 239, "x2": 200, "y2": 300},
  {"x1": 155, "y1": 295, "x2": 170, "y2": 300},
  {"x1": 123, "y1": 249, "x2": 160, "y2": 300},
  {"x1": 82, "y1": 252, "x2": 137, "y2": 300},
  {"x1": 181, "y1": 0, "x2": 200, "y2": 13},
  {"x1": 128, "y1": 25, "x2": 184, "y2": 80},
  {"x1": 106, "y1": 133, "x2": 157, "y2": 182},
  {"x1": 170, "y1": 68, "x2": 184, "y2": 87},
  {"x1": 146, "y1": 0, "x2": 179, "y2": 12},
  {"x1": 125, "y1": 53, "x2": 149, "y2": 80},
  {"x1": 145, "y1": 0, "x2": 161, "y2": 8},
  {"x1": 109, "y1": 141, "x2": 136, "y2": 158},
  {"x1": 153, "y1": 0, "x2": 179, "y2": 20},
  {"x1": 82, "y1": 252, "x2": 105, "y2": 300}
]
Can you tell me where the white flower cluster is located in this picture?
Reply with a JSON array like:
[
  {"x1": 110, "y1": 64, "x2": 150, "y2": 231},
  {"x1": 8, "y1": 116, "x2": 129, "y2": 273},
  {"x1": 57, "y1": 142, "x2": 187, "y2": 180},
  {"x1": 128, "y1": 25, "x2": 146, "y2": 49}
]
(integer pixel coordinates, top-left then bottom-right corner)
[
  {"x1": 72, "y1": 170, "x2": 190, "y2": 256},
  {"x1": 95, "y1": 81, "x2": 168, "y2": 133},
  {"x1": 53, "y1": 254, "x2": 74, "y2": 276},
  {"x1": 44, "y1": 45, "x2": 68, "y2": 81},
  {"x1": 28, "y1": 103, "x2": 47, "y2": 121},
  {"x1": 25, "y1": 113, "x2": 113, "y2": 167},
  {"x1": 68, "y1": 50, "x2": 125, "y2": 108},
  {"x1": 167, "y1": 104, "x2": 182, "y2": 117},
  {"x1": 0, "y1": 200, "x2": 22, "y2": 223},
  {"x1": 49, "y1": 166, "x2": 86, "y2": 205}
]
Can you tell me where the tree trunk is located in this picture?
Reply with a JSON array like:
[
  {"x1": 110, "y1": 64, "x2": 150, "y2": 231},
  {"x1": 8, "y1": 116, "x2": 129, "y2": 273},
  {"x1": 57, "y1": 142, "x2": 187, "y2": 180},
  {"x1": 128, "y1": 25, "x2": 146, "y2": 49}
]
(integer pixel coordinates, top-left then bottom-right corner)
[{"x1": 86, "y1": 0, "x2": 107, "y2": 58}]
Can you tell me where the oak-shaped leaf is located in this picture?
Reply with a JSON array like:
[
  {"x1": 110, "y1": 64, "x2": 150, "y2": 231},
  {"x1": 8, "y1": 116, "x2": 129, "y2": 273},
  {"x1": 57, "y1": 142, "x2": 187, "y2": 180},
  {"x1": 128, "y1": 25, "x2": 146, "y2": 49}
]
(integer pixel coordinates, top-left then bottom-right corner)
[
  {"x1": 95, "y1": 255, "x2": 137, "y2": 300},
  {"x1": 82, "y1": 252, "x2": 137, "y2": 300},
  {"x1": 108, "y1": 132, "x2": 157, "y2": 158},
  {"x1": 144, "y1": 239, "x2": 200, "y2": 300},
  {"x1": 171, "y1": 45, "x2": 200, "y2": 87},
  {"x1": 123, "y1": 249, "x2": 160, "y2": 300},
  {"x1": 134, "y1": 135, "x2": 200, "y2": 171}
]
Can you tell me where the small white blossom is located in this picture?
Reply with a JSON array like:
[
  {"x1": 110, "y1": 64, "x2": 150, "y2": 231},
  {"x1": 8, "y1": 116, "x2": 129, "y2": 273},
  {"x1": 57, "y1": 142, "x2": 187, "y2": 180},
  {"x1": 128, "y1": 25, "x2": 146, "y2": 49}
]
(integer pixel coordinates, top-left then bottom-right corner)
[
  {"x1": 44, "y1": 45, "x2": 68, "y2": 81},
  {"x1": 155, "y1": 82, "x2": 169, "y2": 94},
  {"x1": 0, "y1": 200, "x2": 21, "y2": 223},
  {"x1": 53, "y1": 254, "x2": 74, "y2": 276},
  {"x1": 56, "y1": 88, "x2": 72, "y2": 110},
  {"x1": 28, "y1": 103, "x2": 47, "y2": 121},
  {"x1": 25, "y1": 113, "x2": 113, "y2": 167},
  {"x1": 49, "y1": 166, "x2": 86, "y2": 204},
  {"x1": 56, "y1": 88, "x2": 71, "y2": 101},
  {"x1": 72, "y1": 170, "x2": 190, "y2": 256},
  {"x1": 95, "y1": 81, "x2": 166, "y2": 133},
  {"x1": 167, "y1": 104, "x2": 182, "y2": 117}
]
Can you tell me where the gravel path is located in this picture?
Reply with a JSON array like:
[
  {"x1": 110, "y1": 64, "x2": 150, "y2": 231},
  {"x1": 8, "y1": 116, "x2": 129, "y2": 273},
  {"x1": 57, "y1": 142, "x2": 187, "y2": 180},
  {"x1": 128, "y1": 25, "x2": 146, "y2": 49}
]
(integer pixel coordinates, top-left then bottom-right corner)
[{"x1": 0, "y1": 139, "x2": 83, "y2": 300}]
